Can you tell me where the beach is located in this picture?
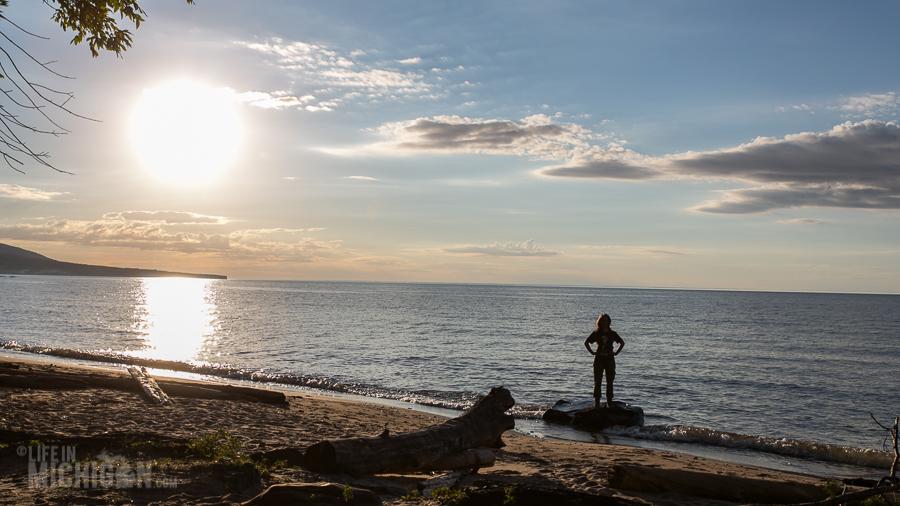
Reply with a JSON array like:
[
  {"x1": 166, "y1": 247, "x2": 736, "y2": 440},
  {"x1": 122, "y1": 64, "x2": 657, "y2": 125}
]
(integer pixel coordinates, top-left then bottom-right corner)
[{"x1": 0, "y1": 356, "x2": 863, "y2": 506}]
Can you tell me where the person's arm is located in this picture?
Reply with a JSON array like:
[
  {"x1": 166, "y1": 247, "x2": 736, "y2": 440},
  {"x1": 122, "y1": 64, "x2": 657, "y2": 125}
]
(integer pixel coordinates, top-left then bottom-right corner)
[
  {"x1": 613, "y1": 335, "x2": 625, "y2": 356},
  {"x1": 584, "y1": 334, "x2": 596, "y2": 355}
]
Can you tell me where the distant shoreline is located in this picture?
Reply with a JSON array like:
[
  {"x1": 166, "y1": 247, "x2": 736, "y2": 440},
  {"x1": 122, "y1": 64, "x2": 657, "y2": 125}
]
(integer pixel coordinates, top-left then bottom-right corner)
[
  {"x1": 0, "y1": 271, "x2": 226, "y2": 280},
  {"x1": 0, "y1": 243, "x2": 226, "y2": 279}
]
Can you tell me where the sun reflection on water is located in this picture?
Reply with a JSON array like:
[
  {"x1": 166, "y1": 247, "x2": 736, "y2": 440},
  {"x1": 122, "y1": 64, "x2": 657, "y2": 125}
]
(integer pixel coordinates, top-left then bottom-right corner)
[{"x1": 131, "y1": 278, "x2": 218, "y2": 362}]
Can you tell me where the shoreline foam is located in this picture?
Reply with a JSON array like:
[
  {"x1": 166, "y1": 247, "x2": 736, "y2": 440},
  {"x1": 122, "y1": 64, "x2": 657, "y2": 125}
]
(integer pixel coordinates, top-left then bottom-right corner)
[
  {"x1": 0, "y1": 354, "x2": 852, "y2": 505},
  {"x1": 0, "y1": 345, "x2": 892, "y2": 483}
]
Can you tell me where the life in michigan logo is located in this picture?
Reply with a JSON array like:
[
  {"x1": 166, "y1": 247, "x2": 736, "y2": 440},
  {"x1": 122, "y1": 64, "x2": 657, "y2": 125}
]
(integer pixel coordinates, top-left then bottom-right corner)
[{"x1": 20, "y1": 444, "x2": 177, "y2": 489}]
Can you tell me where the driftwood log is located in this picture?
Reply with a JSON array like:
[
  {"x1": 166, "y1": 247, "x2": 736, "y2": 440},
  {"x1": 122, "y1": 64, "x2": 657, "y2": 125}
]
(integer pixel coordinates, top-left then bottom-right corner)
[
  {"x1": 128, "y1": 366, "x2": 173, "y2": 405},
  {"x1": 0, "y1": 361, "x2": 287, "y2": 404},
  {"x1": 304, "y1": 386, "x2": 515, "y2": 475},
  {"x1": 607, "y1": 465, "x2": 828, "y2": 504},
  {"x1": 421, "y1": 448, "x2": 495, "y2": 472}
]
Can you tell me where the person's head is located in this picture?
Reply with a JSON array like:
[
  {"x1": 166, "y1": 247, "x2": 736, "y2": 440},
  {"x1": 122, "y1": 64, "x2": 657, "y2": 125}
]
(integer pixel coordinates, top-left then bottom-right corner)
[{"x1": 596, "y1": 313, "x2": 611, "y2": 331}]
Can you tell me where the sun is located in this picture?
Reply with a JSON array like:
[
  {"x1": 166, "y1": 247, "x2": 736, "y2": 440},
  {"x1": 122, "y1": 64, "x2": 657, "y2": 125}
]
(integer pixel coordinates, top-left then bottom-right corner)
[{"x1": 131, "y1": 81, "x2": 242, "y2": 183}]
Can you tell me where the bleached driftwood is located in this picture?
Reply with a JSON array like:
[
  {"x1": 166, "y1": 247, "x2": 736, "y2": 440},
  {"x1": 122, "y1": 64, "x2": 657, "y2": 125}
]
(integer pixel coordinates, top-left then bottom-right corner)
[
  {"x1": 127, "y1": 366, "x2": 173, "y2": 406},
  {"x1": 304, "y1": 386, "x2": 515, "y2": 475},
  {"x1": 420, "y1": 469, "x2": 474, "y2": 498}
]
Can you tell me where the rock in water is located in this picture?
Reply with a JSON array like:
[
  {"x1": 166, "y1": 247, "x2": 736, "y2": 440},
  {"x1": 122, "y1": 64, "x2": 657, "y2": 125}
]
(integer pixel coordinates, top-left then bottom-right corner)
[
  {"x1": 542, "y1": 399, "x2": 594, "y2": 424},
  {"x1": 543, "y1": 400, "x2": 643, "y2": 429},
  {"x1": 573, "y1": 402, "x2": 643, "y2": 429}
]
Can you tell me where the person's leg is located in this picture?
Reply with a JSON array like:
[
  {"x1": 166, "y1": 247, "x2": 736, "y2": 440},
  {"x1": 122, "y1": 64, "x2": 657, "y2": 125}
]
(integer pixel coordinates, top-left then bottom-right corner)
[
  {"x1": 605, "y1": 358, "x2": 616, "y2": 407},
  {"x1": 593, "y1": 360, "x2": 603, "y2": 407}
]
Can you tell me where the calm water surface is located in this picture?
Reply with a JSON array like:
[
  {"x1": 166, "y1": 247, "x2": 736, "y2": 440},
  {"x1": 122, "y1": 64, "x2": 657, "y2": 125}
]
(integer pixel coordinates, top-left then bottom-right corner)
[{"x1": 2, "y1": 276, "x2": 898, "y2": 474}]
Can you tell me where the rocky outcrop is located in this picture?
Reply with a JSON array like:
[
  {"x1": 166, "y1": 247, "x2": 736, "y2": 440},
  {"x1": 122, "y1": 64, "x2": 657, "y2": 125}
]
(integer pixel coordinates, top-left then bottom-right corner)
[{"x1": 543, "y1": 400, "x2": 643, "y2": 429}]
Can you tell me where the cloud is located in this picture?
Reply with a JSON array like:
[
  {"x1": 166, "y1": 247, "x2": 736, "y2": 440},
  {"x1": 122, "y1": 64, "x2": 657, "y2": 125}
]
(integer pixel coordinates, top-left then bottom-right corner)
[
  {"x1": 688, "y1": 185, "x2": 900, "y2": 214},
  {"x1": 577, "y1": 245, "x2": 692, "y2": 257},
  {"x1": 371, "y1": 113, "x2": 899, "y2": 216},
  {"x1": 442, "y1": 239, "x2": 560, "y2": 257},
  {"x1": 305, "y1": 98, "x2": 342, "y2": 112},
  {"x1": 236, "y1": 227, "x2": 310, "y2": 234},
  {"x1": 0, "y1": 214, "x2": 338, "y2": 261},
  {"x1": 540, "y1": 152, "x2": 657, "y2": 180},
  {"x1": 541, "y1": 120, "x2": 900, "y2": 214},
  {"x1": 102, "y1": 211, "x2": 229, "y2": 225},
  {"x1": 345, "y1": 176, "x2": 377, "y2": 180},
  {"x1": 230, "y1": 90, "x2": 316, "y2": 109},
  {"x1": 234, "y1": 40, "x2": 354, "y2": 69},
  {"x1": 778, "y1": 218, "x2": 828, "y2": 225},
  {"x1": 777, "y1": 91, "x2": 899, "y2": 117},
  {"x1": 376, "y1": 114, "x2": 598, "y2": 159},
  {"x1": 317, "y1": 68, "x2": 429, "y2": 93},
  {"x1": 0, "y1": 184, "x2": 64, "y2": 201},
  {"x1": 838, "y1": 93, "x2": 899, "y2": 116},
  {"x1": 235, "y1": 38, "x2": 438, "y2": 111},
  {"x1": 778, "y1": 103, "x2": 813, "y2": 113}
]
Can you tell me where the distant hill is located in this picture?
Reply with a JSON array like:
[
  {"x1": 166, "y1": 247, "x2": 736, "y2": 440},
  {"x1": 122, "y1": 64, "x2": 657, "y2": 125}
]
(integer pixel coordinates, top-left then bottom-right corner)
[{"x1": 0, "y1": 243, "x2": 226, "y2": 279}]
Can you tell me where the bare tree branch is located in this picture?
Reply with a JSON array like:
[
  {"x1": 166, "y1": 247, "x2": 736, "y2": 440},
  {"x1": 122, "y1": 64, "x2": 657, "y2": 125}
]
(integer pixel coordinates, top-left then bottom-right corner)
[{"x1": 0, "y1": 0, "x2": 194, "y2": 174}]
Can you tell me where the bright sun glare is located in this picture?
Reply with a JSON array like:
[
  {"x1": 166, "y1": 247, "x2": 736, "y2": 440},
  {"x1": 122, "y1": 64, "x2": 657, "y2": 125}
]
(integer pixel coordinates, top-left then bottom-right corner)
[
  {"x1": 131, "y1": 81, "x2": 242, "y2": 183},
  {"x1": 133, "y1": 278, "x2": 217, "y2": 362}
]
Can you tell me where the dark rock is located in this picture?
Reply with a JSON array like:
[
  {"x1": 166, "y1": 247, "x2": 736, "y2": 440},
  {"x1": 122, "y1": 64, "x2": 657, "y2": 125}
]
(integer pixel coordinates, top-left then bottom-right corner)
[
  {"x1": 572, "y1": 403, "x2": 643, "y2": 430},
  {"x1": 211, "y1": 462, "x2": 261, "y2": 493},
  {"x1": 543, "y1": 400, "x2": 643, "y2": 429},
  {"x1": 541, "y1": 399, "x2": 594, "y2": 424},
  {"x1": 242, "y1": 483, "x2": 381, "y2": 505},
  {"x1": 255, "y1": 447, "x2": 306, "y2": 467}
]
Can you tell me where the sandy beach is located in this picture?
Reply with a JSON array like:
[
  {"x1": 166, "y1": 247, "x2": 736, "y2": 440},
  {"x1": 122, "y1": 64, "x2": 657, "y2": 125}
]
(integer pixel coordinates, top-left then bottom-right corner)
[{"x1": 0, "y1": 355, "x2": 867, "y2": 505}]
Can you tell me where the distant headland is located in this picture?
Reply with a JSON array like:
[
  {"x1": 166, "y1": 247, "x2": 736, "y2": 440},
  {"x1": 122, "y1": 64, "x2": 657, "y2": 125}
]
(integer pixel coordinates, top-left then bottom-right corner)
[{"x1": 0, "y1": 243, "x2": 226, "y2": 279}]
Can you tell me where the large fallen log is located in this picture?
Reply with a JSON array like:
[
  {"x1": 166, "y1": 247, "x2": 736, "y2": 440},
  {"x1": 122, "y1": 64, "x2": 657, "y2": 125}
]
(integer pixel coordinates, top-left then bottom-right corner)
[
  {"x1": 421, "y1": 448, "x2": 495, "y2": 472},
  {"x1": 304, "y1": 386, "x2": 515, "y2": 475},
  {"x1": 155, "y1": 380, "x2": 287, "y2": 405},
  {"x1": 607, "y1": 464, "x2": 828, "y2": 504},
  {"x1": 0, "y1": 361, "x2": 287, "y2": 404}
]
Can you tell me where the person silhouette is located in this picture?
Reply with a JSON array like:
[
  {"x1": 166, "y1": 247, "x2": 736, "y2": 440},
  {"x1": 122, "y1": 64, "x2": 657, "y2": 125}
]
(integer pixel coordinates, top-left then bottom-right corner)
[{"x1": 583, "y1": 313, "x2": 625, "y2": 408}]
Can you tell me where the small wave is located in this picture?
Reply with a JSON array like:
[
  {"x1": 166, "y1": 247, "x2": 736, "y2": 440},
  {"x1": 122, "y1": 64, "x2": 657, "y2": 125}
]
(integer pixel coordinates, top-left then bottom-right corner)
[
  {"x1": 3, "y1": 341, "x2": 892, "y2": 471},
  {"x1": 602, "y1": 424, "x2": 894, "y2": 469},
  {"x1": 0, "y1": 341, "x2": 482, "y2": 410}
]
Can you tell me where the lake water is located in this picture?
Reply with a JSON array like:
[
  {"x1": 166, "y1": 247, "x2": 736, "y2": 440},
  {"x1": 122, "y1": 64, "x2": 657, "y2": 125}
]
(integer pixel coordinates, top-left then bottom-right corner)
[{"x1": 1, "y1": 276, "x2": 898, "y2": 478}]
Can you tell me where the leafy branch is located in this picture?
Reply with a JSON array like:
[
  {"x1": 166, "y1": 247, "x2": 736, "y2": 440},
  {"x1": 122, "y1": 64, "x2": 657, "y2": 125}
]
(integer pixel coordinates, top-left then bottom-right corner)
[{"x1": 0, "y1": 0, "x2": 194, "y2": 173}]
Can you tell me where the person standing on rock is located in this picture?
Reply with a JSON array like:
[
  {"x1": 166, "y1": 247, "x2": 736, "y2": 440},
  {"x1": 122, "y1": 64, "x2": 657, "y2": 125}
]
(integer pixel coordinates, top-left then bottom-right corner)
[{"x1": 584, "y1": 313, "x2": 625, "y2": 408}]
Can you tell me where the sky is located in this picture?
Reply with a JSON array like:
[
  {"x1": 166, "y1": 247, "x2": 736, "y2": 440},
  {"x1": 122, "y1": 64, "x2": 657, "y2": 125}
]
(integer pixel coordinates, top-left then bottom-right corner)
[{"x1": 1, "y1": 1, "x2": 899, "y2": 293}]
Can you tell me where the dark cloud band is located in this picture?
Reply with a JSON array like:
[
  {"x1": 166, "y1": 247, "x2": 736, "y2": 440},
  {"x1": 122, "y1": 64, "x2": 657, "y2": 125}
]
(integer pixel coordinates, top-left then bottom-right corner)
[{"x1": 542, "y1": 120, "x2": 900, "y2": 214}]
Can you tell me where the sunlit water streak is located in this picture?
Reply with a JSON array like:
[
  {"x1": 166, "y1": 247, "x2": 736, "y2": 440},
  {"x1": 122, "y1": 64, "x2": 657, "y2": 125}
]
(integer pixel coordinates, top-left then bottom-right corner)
[
  {"x1": 129, "y1": 278, "x2": 219, "y2": 361},
  {"x1": 1, "y1": 276, "x2": 898, "y2": 476}
]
